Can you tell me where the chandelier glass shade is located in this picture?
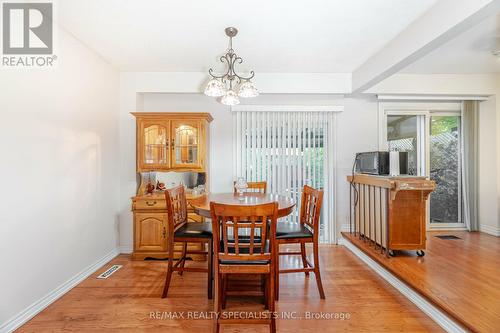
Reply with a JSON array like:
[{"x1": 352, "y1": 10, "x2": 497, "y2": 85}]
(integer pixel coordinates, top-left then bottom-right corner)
[
  {"x1": 204, "y1": 27, "x2": 258, "y2": 105},
  {"x1": 237, "y1": 80, "x2": 258, "y2": 98},
  {"x1": 204, "y1": 79, "x2": 226, "y2": 97},
  {"x1": 221, "y1": 89, "x2": 240, "y2": 106}
]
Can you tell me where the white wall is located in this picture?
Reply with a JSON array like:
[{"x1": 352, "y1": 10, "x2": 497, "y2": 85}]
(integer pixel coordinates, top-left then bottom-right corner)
[
  {"x1": 337, "y1": 97, "x2": 379, "y2": 230},
  {"x1": 0, "y1": 26, "x2": 119, "y2": 329},
  {"x1": 478, "y1": 96, "x2": 500, "y2": 235},
  {"x1": 497, "y1": 77, "x2": 500, "y2": 235},
  {"x1": 118, "y1": 89, "x2": 379, "y2": 249},
  {"x1": 495, "y1": 76, "x2": 500, "y2": 235}
]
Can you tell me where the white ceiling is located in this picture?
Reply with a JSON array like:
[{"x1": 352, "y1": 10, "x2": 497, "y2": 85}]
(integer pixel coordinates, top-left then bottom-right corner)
[
  {"x1": 57, "y1": 0, "x2": 438, "y2": 73},
  {"x1": 402, "y1": 12, "x2": 500, "y2": 74}
]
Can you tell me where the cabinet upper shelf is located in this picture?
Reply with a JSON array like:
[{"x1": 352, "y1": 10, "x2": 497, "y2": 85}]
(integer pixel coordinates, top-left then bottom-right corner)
[{"x1": 132, "y1": 112, "x2": 213, "y2": 172}]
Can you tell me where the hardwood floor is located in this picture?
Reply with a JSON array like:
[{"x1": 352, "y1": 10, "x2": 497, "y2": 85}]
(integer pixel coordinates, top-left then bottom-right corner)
[
  {"x1": 17, "y1": 245, "x2": 442, "y2": 333},
  {"x1": 342, "y1": 231, "x2": 500, "y2": 333}
]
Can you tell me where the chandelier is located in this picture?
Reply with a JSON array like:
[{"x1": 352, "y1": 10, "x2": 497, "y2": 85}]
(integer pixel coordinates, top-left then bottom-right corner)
[{"x1": 204, "y1": 27, "x2": 258, "y2": 105}]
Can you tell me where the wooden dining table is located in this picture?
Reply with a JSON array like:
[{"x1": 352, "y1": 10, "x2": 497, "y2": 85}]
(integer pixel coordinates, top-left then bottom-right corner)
[{"x1": 190, "y1": 192, "x2": 296, "y2": 218}]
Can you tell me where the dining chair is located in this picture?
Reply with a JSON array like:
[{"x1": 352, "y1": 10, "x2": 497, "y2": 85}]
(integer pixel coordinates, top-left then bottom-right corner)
[
  {"x1": 210, "y1": 201, "x2": 278, "y2": 333},
  {"x1": 275, "y1": 185, "x2": 325, "y2": 300},
  {"x1": 233, "y1": 181, "x2": 267, "y2": 194},
  {"x1": 161, "y1": 185, "x2": 213, "y2": 299}
]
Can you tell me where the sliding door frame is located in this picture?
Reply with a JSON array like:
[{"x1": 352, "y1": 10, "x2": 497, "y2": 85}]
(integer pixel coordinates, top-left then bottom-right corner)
[
  {"x1": 378, "y1": 102, "x2": 466, "y2": 230},
  {"x1": 231, "y1": 105, "x2": 343, "y2": 243},
  {"x1": 427, "y1": 111, "x2": 463, "y2": 230}
]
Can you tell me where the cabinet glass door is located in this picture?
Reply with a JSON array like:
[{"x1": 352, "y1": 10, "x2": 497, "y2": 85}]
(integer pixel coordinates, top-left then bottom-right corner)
[
  {"x1": 143, "y1": 123, "x2": 169, "y2": 168},
  {"x1": 171, "y1": 121, "x2": 200, "y2": 168}
]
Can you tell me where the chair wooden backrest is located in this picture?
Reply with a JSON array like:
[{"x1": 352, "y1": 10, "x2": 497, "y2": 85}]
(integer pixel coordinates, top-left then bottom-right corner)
[
  {"x1": 233, "y1": 181, "x2": 267, "y2": 194},
  {"x1": 165, "y1": 185, "x2": 188, "y2": 233},
  {"x1": 210, "y1": 202, "x2": 278, "y2": 262},
  {"x1": 300, "y1": 185, "x2": 324, "y2": 235}
]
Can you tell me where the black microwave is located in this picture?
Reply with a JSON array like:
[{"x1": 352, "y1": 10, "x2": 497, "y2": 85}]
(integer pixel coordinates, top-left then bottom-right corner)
[{"x1": 355, "y1": 151, "x2": 408, "y2": 175}]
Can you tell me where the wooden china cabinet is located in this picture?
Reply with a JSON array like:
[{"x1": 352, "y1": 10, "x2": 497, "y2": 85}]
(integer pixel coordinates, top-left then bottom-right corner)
[{"x1": 131, "y1": 113, "x2": 213, "y2": 260}]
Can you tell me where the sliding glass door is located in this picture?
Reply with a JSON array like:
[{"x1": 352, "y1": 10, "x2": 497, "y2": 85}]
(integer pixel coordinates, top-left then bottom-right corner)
[
  {"x1": 387, "y1": 114, "x2": 424, "y2": 176},
  {"x1": 429, "y1": 115, "x2": 462, "y2": 225},
  {"x1": 384, "y1": 110, "x2": 464, "y2": 229},
  {"x1": 234, "y1": 110, "x2": 337, "y2": 243}
]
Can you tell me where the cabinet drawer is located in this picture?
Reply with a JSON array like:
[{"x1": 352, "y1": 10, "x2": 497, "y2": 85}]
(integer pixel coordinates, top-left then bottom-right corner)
[{"x1": 134, "y1": 199, "x2": 166, "y2": 210}]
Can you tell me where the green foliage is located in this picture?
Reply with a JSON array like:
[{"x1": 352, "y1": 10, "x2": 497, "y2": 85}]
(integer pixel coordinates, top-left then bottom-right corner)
[
  {"x1": 431, "y1": 116, "x2": 459, "y2": 135},
  {"x1": 429, "y1": 118, "x2": 460, "y2": 223}
]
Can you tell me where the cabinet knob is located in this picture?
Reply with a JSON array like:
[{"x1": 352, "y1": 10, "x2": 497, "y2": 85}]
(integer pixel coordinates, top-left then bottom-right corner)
[
  {"x1": 162, "y1": 227, "x2": 166, "y2": 238},
  {"x1": 146, "y1": 201, "x2": 157, "y2": 206}
]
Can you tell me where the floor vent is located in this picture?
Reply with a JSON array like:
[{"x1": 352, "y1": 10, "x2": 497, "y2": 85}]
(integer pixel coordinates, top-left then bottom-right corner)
[
  {"x1": 435, "y1": 235, "x2": 461, "y2": 240},
  {"x1": 97, "y1": 265, "x2": 122, "y2": 279}
]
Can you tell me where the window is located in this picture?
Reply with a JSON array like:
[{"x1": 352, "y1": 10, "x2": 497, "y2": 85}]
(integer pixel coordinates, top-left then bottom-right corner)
[{"x1": 233, "y1": 107, "x2": 339, "y2": 243}]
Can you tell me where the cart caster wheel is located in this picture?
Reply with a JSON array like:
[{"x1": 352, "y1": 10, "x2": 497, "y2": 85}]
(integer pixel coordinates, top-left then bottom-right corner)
[
  {"x1": 416, "y1": 250, "x2": 425, "y2": 257},
  {"x1": 388, "y1": 250, "x2": 396, "y2": 257}
]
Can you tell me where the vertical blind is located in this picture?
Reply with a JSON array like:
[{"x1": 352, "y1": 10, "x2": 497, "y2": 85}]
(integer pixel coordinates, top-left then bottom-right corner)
[{"x1": 233, "y1": 109, "x2": 337, "y2": 243}]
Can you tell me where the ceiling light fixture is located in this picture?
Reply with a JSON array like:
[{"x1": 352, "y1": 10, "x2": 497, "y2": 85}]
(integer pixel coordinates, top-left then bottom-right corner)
[{"x1": 204, "y1": 27, "x2": 258, "y2": 106}]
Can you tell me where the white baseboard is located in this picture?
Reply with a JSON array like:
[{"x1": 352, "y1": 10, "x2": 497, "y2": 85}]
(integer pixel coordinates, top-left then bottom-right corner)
[
  {"x1": 479, "y1": 224, "x2": 500, "y2": 237},
  {"x1": 339, "y1": 237, "x2": 467, "y2": 333},
  {"x1": 428, "y1": 226, "x2": 468, "y2": 231},
  {"x1": 0, "y1": 248, "x2": 119, "y2": 333},
  {"x1": 118, "y1": 245, "x2": 133, "y2": 254}
]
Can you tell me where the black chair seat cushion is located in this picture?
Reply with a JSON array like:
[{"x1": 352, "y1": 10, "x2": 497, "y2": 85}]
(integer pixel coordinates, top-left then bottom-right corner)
[
  {"x1": 276, "y1": 222, "x2": 313, "y2": 239},
  {"x1": 219, "y1": 239, "x2": 270, "y2": 265},
  {"x1": 174, "y1": 222, "x2": 212, "y2": 239}
]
